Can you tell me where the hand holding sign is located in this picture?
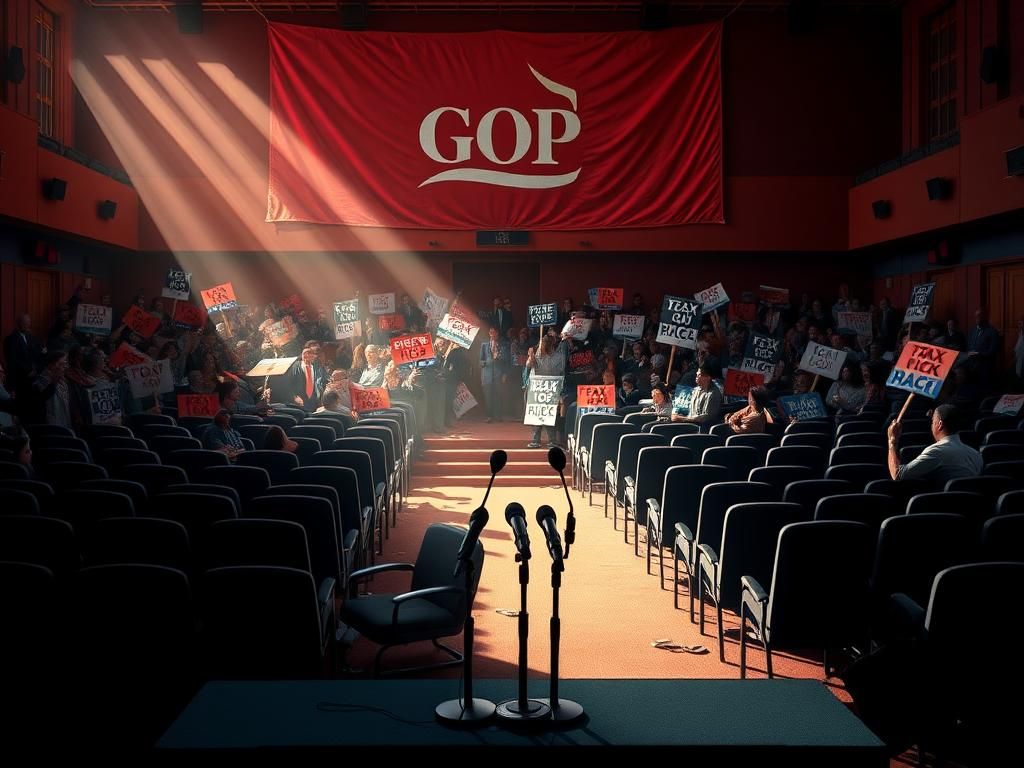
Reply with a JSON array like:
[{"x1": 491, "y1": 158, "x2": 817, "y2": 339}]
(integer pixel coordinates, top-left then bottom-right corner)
[{"x1": 123, "y1": 305, "x2": 162, "y2": 339}]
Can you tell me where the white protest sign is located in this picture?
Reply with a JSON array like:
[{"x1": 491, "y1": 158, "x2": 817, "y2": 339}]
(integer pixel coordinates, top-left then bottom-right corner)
[
  {"x1": 799, "y1": 341, "x2": 848, "y2": 380},
  {"x1": 437, "y1": 305, "x2": 481, "y2": 349},
  {"x1": 452, "y1": 382, "x2": 478, "y2": 419},
  {"x1": 333, "y1": 299, "x2": 361, "y2": 340},
  {"x1": 74, "y1": 304, "x2": 113, "y2": 336},
  {"x1": 421, "y1": 288, "x2": 450, "y2": 326},
  {"x1": 89, "y1": 383, "x2": 121, "y2": 425},
  {"x1": 369, "y1": 293, "x2": 396, "y2": 315},
  {"x1": 837, "y1": 311, "x2": 872, "y2": 339},
  {"x1": 695, "y1": 283, "x2": 729, "y2": 313},
  {"x1": 561, "y1": 317, "x2": 593, "y2": 340},
  {"x1": 246, "y1": 357, "x2": 298, "y2": 378},
  {"x1": 993, "y1": 394, "x2": 1024, "y2": 416},
  {"x1": 125, "y1": 360, "x2": 174, "y2": 399},
  {"x1": 525, "y1": 375, "x2": 563, "y2": 426},
  {"x1": 612, "y1": 314, "x2": 644, "y2": 340},
  {"x1": 656, "y1": 295, "x2": 702, "y2": 349}
]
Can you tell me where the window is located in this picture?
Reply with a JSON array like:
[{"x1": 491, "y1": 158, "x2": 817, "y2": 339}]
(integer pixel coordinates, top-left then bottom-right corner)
[
  {"x1": 926, "y1": 5, "x2": 957, "y2": 143},
  {"x1": 34, "y1": 3, "x2": 56, "y2": 138}
]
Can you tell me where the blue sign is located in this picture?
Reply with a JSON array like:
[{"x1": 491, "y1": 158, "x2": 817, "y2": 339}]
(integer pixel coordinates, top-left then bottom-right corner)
[
  {"x1": 527, "y1": 303, "x2": 557, "y2": 327},
  {"x1": 672, "y1": 385, "x2": 694, "y2": 415},
  {"x1": 778, "y1": 393, "x2": 827, "y2": 420},
  {"x1": 885, "y1": 368, "x2": 944, "y2": 399}
]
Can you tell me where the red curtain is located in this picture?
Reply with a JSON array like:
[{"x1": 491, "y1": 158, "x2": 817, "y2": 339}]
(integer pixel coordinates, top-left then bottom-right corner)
[{"x1": 268, "y1": 22, "x2": 723, "y2": 230}]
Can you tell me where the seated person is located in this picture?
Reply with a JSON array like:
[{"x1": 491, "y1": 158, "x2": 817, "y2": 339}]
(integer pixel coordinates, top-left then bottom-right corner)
[
  {"x1": 617, "y1": 373, "x2": 642, "y2": 408},
  {"x1": 263, "y1": 424, "x2": 298, "y2": 453},
  {"x1": 641, "y1": 383, "x2": 672, "y2": 419},
  {"x1": 886, "y1": 404, "x2": 982, "y2": 488},
  {"x1": 724, "y1": 386, "x2": 772, "y2": 434},
  {"x1": 202, "y1": 409, "x2": 245, "y2": 460},
  {"x1": 672, "y1": 365, "x2": 722, "y2": 427}
]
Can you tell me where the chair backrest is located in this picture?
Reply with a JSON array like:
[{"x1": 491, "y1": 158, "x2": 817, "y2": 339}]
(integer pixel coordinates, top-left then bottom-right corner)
[
  {"x1": 288, "y1": 467, "x2": 363, "y2": 537},
  {"x1": 981, "y1": 444, "x2": 1024, "y2": 466},
  {"x1": 287, "y1": 425, "x2": 337, "y2": 452},
  {"x1": 974, "y1": 415, "x2": 1017, "y2": 436},
  {"x1": 41, "y1": 461, "x2": 108, "y2": 490},
  {"x1": 110, "y1": 463, "x2": 188, "y2": 494},
  {"x1": 290, "y1": 437, "x2": 323, "y2": 465},
  {"x1": 361, "y1": 416, "x2": 407, "y2": 452},
  {"x1": 780, "y1": 432, "x2": 831, "y2": 452},
  {"x1": 52, "y1": 489, "x2": 135, "y2": 531},
  {"x1": 31, "y1": 435, "x2": 91, "y2": 457},
  {"x1": 782, "y1": 479, "x2": 857, "y2": 515},
  {"x1": 701, "y1": 446, "x2": 760, "y2": 482},
  {"x1": 835, "y1": 432, "x2": 887, "y2": 448},
  {"x1": 149, "y1": 492, "x2": 239, "y2": 547},
  {"x1": 980, "y1": 514, "x2": 1024, "y2": 561},
  {"x1": 93, "y1": 436, "x2": 148, "y2": 453},
  {"x1": 612, "y1": 434, "x2": 667, "y2": 499},
  {"x1": 411, "y1": 523, "x2": 484, "y2": 620},
  {"x1": 982, "y1": 430, "x2": 1024, "y2": 447},
  {"x1": 206, "y1": 518, "x2": 312, "y2": 574},
  {"x1": 33, "y1": 447, "x2": 90, "y2": 466},
  {"x1": 0, "y1": 488, "x2": 40, "y2": 516},
  {"x1": 829, "y1": 445, "x2": 886, "y2": 467},
  {"x1": 624, "y1": 412, "x2": 660, "y2": 429},
  {"x1": 835, "y1": 420, "x2": 882, "y2": 438},
  {"x1": 695, "y1": 481, "x2": 777, "y2": 552},
  {"x1": 199, "y1": 465, "x2": 272, "y2": 504},
  {"x1": 824, "y1": 463, "x2": 890, "y2": 485},
  {"x1": 577, "y1": 413, "x2": 622, "y2": 456},
  {"x1": 148, "y1": 435, "x2": 203, "y2": 458},
  {"x1": 262, "y1": 414, "x2": 299, "y2": 430},
  {"x1": 783, "y1": 420, "x2": 833, "y2": 436},
  {"x1": 725, "y1": 433, "x2": 778, "y2": 461},
  {"x1": 631, "y1": 446, "x2": 696, "y2": 528},
  {"x1": 0, "y1": 515, "x2": 79, "y2": 579},
  {"x1": 237, "y1": 424, "x2": 275, "y2": 450},
  {"x1": 237, "y1": 450, "x2": 300, "y2": 485},
  {"x1": 862, "y1": 478, "x2": 930, "y2": 511},
  {"x1": 654, "y1": 464, "x2": 731, "y2": 545},
  {"x1": 944, "y1": 475, "x2": 1017, "y2": 518},
  {"x1": 747, "y1": 465, "x2": 817, "y2": 496},
  {"x1": 248, "y1": 494, "x2": 343, "y2": 587},
  {"x1": 100, "y1": 448, "x2": 161, "y2": 472},
  {"x1": 24, "y1": 424, "x2": 75, "y2": 438},
  {"x1": 765, "y1": 521, "x2": 874, "y2": 647},
  {"x1": 650, "y1": 422, "x2": 701, "y2": 440},
  {"x1": 587, "y1": 423, "x2": 635, "y2": 481},
  {"x1": 708, "y1": 422, "x2": 736, "y2": 438},
  {"x1": 814, "y1": 493, "x2": 900, "y2": 531},
  {"x1": 344, "y1": 429, "x2": 396, "y2": 474},
  {"x1": 871, "y1": 513, "x2": 971, "y2": 608},
  {"x1": 301, "y1": 418, "x2": 345, "y2": 439},
  {"x1": 84, "y1": 424, "x2": 134, "y2": 440},
  {"x1": 996, "y1": 490, "x2": 1024, "y2": 518},
  {"x1": 0, "y1": 479, "x2": 54, "y2": 509},
  {"x1": 899, "y1": 444, "x2": 928, "y2": 464},
  {"x1": 314, "y1": 449, "x2": 378, "y2": 510},
  {"x1": 985, "y1": 460, "x2": 1024, "y2": 478},
  {"x1": 671, "y1": 433, "x2": 725, "y2": 457},
  {"x1": 906, "y1": 491, "x2": 982, "y2": 518},
  {"x1": 133, "y1": 424, "x2": 191, "y2": 441},
  {"x1": 0, "y1": 561, "x2": 57, "y2": 666},
  {"x1": 766, "y1": 445, "x2": 825, "y2": 475},
  {"x1": 82, "y1": 517, "x2": 190, "y2": 571},
  {"x1": 127, "y1": 413, "x2": 175, "y2": 428},
  {"x1": 166, "y1": 449, "x2": 231, "y2": 481},
  {"x1": 0, "y1": 461, "x2": 30, "y2": 480}
]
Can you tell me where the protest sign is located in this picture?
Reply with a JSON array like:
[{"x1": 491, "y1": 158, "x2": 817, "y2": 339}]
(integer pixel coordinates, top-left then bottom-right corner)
[
  {"x1": 656, "y1": 295, "x2": 701, "y2": 349},
  {"x1": 437, "y1": 304, "x2": 480, "y2": 349},
  {"x1": 267, "y1": 316, "x2": 299, "y2": 347},
  {"x1": 577, "y1": 384, "x2": 615, "y2": 409},
  {"x1": 125, "y1": 360, "x2": 174, "y2": 399},
  {"x1": 758, "y1": 285, "x2": 790, "y2": 307},
  {"x1": 527, "y1": 303, "x2": 557, "y2": 328},
  {"x1": 728, "y1": 301, "x2": 758, "y2": 324},
  {"x1": 278, "y1": 294, "x2": 303, "y2": 315},
  {"x1": 695, "y1": 283, "x2": 729, "y2": 313},
  {"x1": 378, "y1": 314, "x2": 406, "y2": 332},
  {"x1": 368, "y1": 292, "x2": 396, "y2": 315},
  {"x1": 123, "y1": 305, "x2": 161, "y2": 339},
  {"x1": 561, "y1": 317, "x2": 593, "y2": 340},
  {"x1": 74, "y1": 304, "x2": 112, "y2": 336},
  {"x1": 778, "y1": 393, "x2": 827, "y2": 421},
  {"x1": 885, "y1": 341, "x2": 956, "y2": 400},
  {"x1": 333, "y1": 299, "x2": 361, "y2": 340},
  {"x1": 587, "y1": 288, "x2": 599, "y2": 307},
  {"x1": 173, "y1": 302, "x2": 207, "y2": 330},
  {"x1": 723, "y1": 368, "x2": 764, "y2": 398},
  {"x1": 799, "y1": 341, "x2": 848, "y2": 380},
  {"x1": 161, "y1": 269, "x2": 191, "y2": 300},
  {"x1": 568, "y1": 348, "x2": 595, "y2": 372},
  {"x1": 390, "y1": 333, "x2": 435, "y2": 366},
  {"x1": 595, "y1": 287, "x2": 623, "y2": 310},
  {"x1": 452, "y1": 382, "x2": 478, "y2": 419},
  {"x1": 903, "y1": 282, "x2": 935, "y2": 324},
  {"x1": 993, "y1": 394, "x2": 1024, "y2": 416},
  {"x1": 200, "y1": 282, "x2": 238, "y2": 312},
  {"x1": 671, "y1": 385, "x2": 694, "y2": 415},
  {"x1": 108, "y1": 343, "x2": 149, "y2": 370},
  {"x1": 525, "y1": 375, "x2": 563, "y2": 426},
  {"x1": 177, "y1": 393, "x2": 220, "y2": 417},
  {"x1": 740, "y1": 332, "x2": 781, "y2": 377},
  {"x1": 837, "y1": 311, "x2": 872, "y2": 339},
  {"x1": 89, "y1": 383, "x2": 121, "y2": 425},
  {"x1": 246, "y1": 357, "x2": 297, "y2": 377},
  {"x1": 350, "y1": 383, "x2": 391, "y2": 411},
  {"x1": 421, "y1": 288, "x2": 449, "y2": 325},
  {"x1": 612, "y1": 314, "x2": 644, "y2": 340}
]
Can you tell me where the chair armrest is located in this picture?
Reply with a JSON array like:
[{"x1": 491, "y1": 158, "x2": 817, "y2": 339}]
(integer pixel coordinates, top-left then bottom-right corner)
[
  {"x1": 888, "y1": 592, "x2": 927, "y2": 639},
  {"x1": 375, "y1": 481, "x2": 387, "y2": 499},
  {"x1": 740, "y1": 574, "x2": 769, "y2": 605},
  {"x1": 578, "y1": 446, "x2": 590, "y2": 467},
  {"x1": 392, "y1": 585, "x2": 465, "y2": 624},
  {"x1": 646, "y1": 498, "x2": 661, "y2": 526},
  {"x1": 696, "y1": 543, "x2": 718, "y2": 567},
  {"x1": 604, "y1": 460, "x2": 616, "y2": 481},
  {"x1": 343, "y1": 529, "x2": 359, "y2": 553},
  {"x1": 674, "y1": 522, "x2": 695, "y2": 543},
  {"x1": 349, "y1": 562, "x2": 414, "y2": 583},
  {"x1": 318, "y1": 577, "x2": 337, "y2": 607},
  {"x1": 697, "y1": 543, "x2": 719, "y2": 587},
  {"x1": 624, "y1": 476, "x2": 635, "y2": 491}
]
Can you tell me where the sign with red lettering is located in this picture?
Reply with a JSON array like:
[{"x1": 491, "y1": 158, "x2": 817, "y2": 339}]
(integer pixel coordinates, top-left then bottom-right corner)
[
  {"x1": 368, "y1": 292, "x2": 396, "y2": 315},
  {"x1": 378, "y1": 314, "x2": 407, "y2": 332},
  {"x1": 173, "y1": 301, "x2": 208, "y2": 329},
  {"x1": 108, "y1": 343, "x2": 150, "y2": 370},
  {"x1": 885, "y1": 341, "x2": 956, "y2": 400},
  {"x1": 568, "y1": 348, "x2": 595, "y2": 372},
  {"x1": 577, "y1": 384, "x2": 615, "y2": 408},
  {"x1": 452, "y1": 382, "x2": 478, "y2": 419},
  {"x1": 390, "y1": 332, "x2": 435, "y2": 365},
  {"x1": 200, "y1": 282, "x2": 238, "y2": 311},
  {"x1": 122, "y1": 305, "x2": 161, "y2": 339},
  {"x1": 695, "y1": 282, "x2": 729, "y2": 313},
  {"x1": 612, "y1": 314, "x2": 644, "y2": 340},
  {"x1": 177, "y1": 394, "x2": 221, "y2": 417},
  {"x1": 349, "y1": 384, "x2": 391, "y2": 412},
  {"x1": 596, "y1": 287, "x2": 623, "y2": 310},
  {"x1": 994, "y1": 394, "x2": 1024, "y2": 416},
  {"x1": 723, "y1": 368, "x2": 764, "y2": 398},
  {"x1": 125, "y1": 360, "x2": 174, "y2": 399},
  {"x1": 437, "y1": 304, "x2": 480, "y2": 349}
]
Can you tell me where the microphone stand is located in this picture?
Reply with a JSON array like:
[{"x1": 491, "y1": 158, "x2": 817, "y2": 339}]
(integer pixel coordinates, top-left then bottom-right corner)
[{"x1": 495, "y1": 548, "x2": 550, "y2": 722}]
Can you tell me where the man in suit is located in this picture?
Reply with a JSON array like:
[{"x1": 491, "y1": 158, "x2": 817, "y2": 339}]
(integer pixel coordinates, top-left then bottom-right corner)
[
  {"x1": 3, "y1": 313, "x2": 44, "y2": 396},
  {"x1": 399, "y1": 294, "x2": 426, "y2": 331},
  {"x1": 876, "y1": 297, "x2": 899, "y2": 351},
  {"x1": 479, "y1": 326, "x2": 509, "y2": 422},
  {"x1": 289, "y1": 342, "x2": 328, "y2": 411},
  {"x1": 490, "y1": 297, "x2": 513, "y2": 337},
  {"x1": 965, "y1": 308, "x2": 1000, "y2": 391}
]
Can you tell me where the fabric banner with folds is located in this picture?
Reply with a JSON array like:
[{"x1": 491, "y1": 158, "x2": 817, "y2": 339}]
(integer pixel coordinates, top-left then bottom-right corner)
[{"x1": 267, "y1": 22, "x2": 723, "y2": 230}]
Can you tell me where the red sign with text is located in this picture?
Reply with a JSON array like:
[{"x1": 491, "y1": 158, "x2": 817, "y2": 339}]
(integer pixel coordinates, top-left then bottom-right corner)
[
  {"x1": 200, "y1": 282, "x2": 237, "y2": 310},
  {"x1": 378, "y1": 314, "x2": 407, "y2": 332},
  {"x1": 349, "y1": 384, "x2": 391, "y2": 412},
  {"x1": 577, "y1": 384, "x2": 615, "y2": 408},
  {"x1": 122, "y1": 305, "x2": 161, "y2": 338},
  {"x1": 108, "y1": 343, "x2": 149, "y2": 370},
  {"x1": 390, "y1": 333, "x2": 435, "y2": 365},
  {"x1": 173, "y1": 302, "x2": 208, "y2": 329},
  {"x1": 724, "y1": 368, "x2": 764, "y2": 398},
  {"x1": 176, "y1": 394, "x2": 221, "y2": 417}
]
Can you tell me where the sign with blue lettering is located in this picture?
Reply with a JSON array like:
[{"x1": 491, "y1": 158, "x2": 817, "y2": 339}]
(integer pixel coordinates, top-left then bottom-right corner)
[
  {"x1": 778, "y1": 393, "x2": 827, "y2": 421},
  {"x1": 885, "y1": 341, "x2": 955, "y2": 400}
]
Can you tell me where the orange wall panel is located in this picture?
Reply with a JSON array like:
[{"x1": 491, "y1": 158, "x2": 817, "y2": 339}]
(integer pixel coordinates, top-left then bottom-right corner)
[
  {"x1": 0, "y1": 104, "x2": 39, "y2": 222},
  {"x1": 960, "y1": 95, "x2": 1024, "y2": 222}
]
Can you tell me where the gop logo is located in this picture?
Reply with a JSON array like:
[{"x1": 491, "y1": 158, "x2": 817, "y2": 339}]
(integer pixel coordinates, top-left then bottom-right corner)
[{"x1": 418, "y1": 65, "x2": 581, "y2": 190}]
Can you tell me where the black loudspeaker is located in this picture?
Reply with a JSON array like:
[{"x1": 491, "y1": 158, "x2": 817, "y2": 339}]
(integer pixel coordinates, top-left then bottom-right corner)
[
  {"x1": 980, "y1": 45, "x2": 1006, "y2": 85},
  {"x1": 925, "y1": 177, "x2": 951, "y2": 201},
  {"x1": 175, "y1": 3, "x2": 203, "y2": 35},
  {"x1": 5, "y1": 45, "x2": 25, "y2": 84},
  {"x1": 640, "y1": 2, "x2": 671, "y2": 31},
  {"x1": 872, "y1": 200, "x2": 891, "y2": 219},
  {"x1": 43, "y1": 178, "x2": 67, "y2": 201},
  {"x1": 97, "y1": 200, "x2": 117, "y2": 220},
  {"x1": 1006, "y1": 145, "x2": 1024, "y2": 177}
]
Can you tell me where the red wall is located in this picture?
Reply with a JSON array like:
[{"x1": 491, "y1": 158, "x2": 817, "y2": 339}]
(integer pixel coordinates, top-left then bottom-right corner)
[{"x1": 0, "y1": 262, "x2": 112, "y2": 342}]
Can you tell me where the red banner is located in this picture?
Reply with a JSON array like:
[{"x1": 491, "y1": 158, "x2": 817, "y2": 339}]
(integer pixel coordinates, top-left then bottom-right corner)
[
  {"x1": 577, "y1": 384, "x2": 615, "y2": 408},
  {"x1": 122, "y1": 305, "x2": 161, "y2": 339},
  {"x1": 177, "y1": 394, "x2": 220, "y2": 418},
  {"x1": 349, "y1": 384, "x2": 391, "y2": 412},
  {"x1": 390, "y1": 333, "x2": 435, "y2": 366},
  {"x1": 173, "y1": 302, "x2": 208, "y2": 329},
  {"x1": 268, "y1": 23, "x2": 722, "y2": 229},
  {"x1": 108, "y1": 343, "x2": 149, "y2": 370},
  {"x1": 724, "y1": 368, "x2": 764, "y2": 398}
]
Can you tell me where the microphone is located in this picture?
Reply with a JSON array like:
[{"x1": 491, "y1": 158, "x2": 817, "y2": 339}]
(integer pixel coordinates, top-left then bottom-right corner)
[
  {"x1": 454, "y1": 506, "x2": 489, "y2": 577},
  {"x1": 481, "y1": 449, "x2": 508, "y2": 509},
  {"x1": 547, "y1": 446, "x2": 576, "y2": 556},
  {"x1": 504, "y1": 502, "x2": 531, "y2": 560},
  {"x1": 536, "y1": 505, "x2": 564, "y2": 568}
]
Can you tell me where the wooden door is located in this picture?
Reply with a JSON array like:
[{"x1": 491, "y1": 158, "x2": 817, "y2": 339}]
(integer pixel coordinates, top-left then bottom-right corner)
[
  {"x1": 26, "y1": 269, "x2": 57, "y2": 337},
  {"x1": 983, "y1": 261, "x2": 1024, "y2": 372},
  {"x1": 928, "y1": 269, "x2": 956, "y2": 326}
]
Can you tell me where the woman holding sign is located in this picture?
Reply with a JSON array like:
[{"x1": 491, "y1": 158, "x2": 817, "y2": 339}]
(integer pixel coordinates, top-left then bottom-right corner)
[{"x1": 526, "y1": 334, "x2": 566, "y2": 448}]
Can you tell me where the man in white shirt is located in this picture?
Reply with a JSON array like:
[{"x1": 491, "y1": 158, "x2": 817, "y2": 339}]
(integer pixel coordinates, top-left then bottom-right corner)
[
  {"x1": 887, "y1": 404, "x2": 983, "y2": 488},
  {"x1": 672, "y1": 365, "x2": 722, "y2": 428}
]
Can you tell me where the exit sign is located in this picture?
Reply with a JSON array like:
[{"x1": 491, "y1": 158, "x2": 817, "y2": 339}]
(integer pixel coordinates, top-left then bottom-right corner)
[{"x1": 476, "y1": 231, "x2": 530, "y2": 247}]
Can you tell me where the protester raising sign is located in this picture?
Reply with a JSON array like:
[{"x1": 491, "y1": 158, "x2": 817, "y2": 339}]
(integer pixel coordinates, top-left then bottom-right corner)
[
  {"x1": 740, "y1": 332, "x2": 781, "y2": 377},
  {"x1": 378, "y1": 314, "x2": 406, "y2": 332},
  {"x1": 108, "y1": 343, "x2": 150, "y2": 370},
  {"x1": 799, "y1": 341, "x2": 848, "y2": 380},
  {"x1": 333, "y1": 299, "x2": 360, "y2": 340},
  {"x1": 885, "y1": 341, "x2": 956, "y2": 399},
  {"x1": 177, "y1": 393, "x2": 220, "y2": 417},
  {"x1": 89, "y1": 383, "x2": 122, "y2": 425},
  {"x1": 778, "y1": 393, "x2": 828, "y2": 421},
  {"x1": 993, "y1": 394, "x2": 1024, "y2": 416},
  {"x1": 437, "y1": 304, "x2": 480, "y2": 349},
  {"x1": 390, "y1": 333, "x2": 435, "y2": 366},
  {"x1": 695, "y1": 283, "x2": 729, "y2": 313},
  {"x1": 561, "y1": 316, "x2": 593, "y2": 340},
  {"x1": 577, "y1": 384, "x2": 615, "y2": 410},
  {"x1": 612, "y1": 314, "x2": 644, "y2": 340},
  {"x1": 368, "y1": 292, "x2": 396, "y2": 315},
  {"x1": 125, "y1": 360, "x2": 175, "y2": 399},
  {"x1": 656, "y1": 295, "x2": 702, "y2": 349},
  {"x1": 421, "y1": 288, "x2": 449, "y2": 326},
  {"x1": 200, "y1": 282, "x2": 238, "y2": 312},
  {"x1": 452, "y1": 382, "x2": 478, "y2": 419},
  {"x1": 161, "y1": 269, "x2": 191, "y2": 301},
  {"x1": 724, "y1": 368, "x2": 764, "y2": 398},
  {"x1": 903, "y1": 282, "x2": 935, "y2": 324},
  {"x1": 527, "y1": 303, "x2": 557, "y2": 328},
  {"x1": 74, "y1": 304, "x2": 113, "y2": 336},
  {"x1": 123, "y1": 305, "x2": 162, "y2": 339},
  {"x1": 267, "y1": 316, "x2": 299, "y2": 347},
  {"x1": 525, "y1": 375, "x2": 563, "y2": 426},
  {"x1": 672, "y1": 385, "x2": 694, "y2": 415},
  {"x1": 173, "y1": 301, "x2": 207, "y2": 330},
  {"x1": 350, "y1": 383, "x2": 391, "y2": 412},
  {"x1": 595, "y1": 287, "x2": 624, "y2": 310}
]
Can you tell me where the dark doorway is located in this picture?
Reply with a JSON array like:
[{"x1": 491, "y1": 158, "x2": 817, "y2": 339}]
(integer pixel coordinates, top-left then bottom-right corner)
[{"x1": 452, "y1": 261, "x2": 541, "y2": 333}]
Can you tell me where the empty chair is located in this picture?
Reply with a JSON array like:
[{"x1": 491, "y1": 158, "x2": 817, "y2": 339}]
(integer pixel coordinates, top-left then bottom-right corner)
[
  {"x1": 42, "y1": 461, "x2": 108, "y2": 491},
  {"x1": 81, "y1": 517, "x2": 190, "y2": 570},
  {"x1": 748, "y1": 465, "x2": 816, "y2": 497},
  {"x1": 262, "y1": 413, "x2": 299, "y2": 431},
  {"x1": 783, "y1": 479, "x2": 856, "y2": 516},
  {"x1": 342, "y1": 431, "x2": 400, "y2": 525},
  {"x1": 835, "y1": 420, "x2": 881, "y2": 438},
  {"x1": 51, "y1": 489, "x2": 134, "y2": 531},
  {"x1": 288, "y1": 467, "x2": 370, "y2": 564},
  {"x1": 671, "y1": 432, "x2": 724, "y2": 458},
  {"x1": 624, "y1": 446, "x2": 693, "y2": 556},
  {"x1": 701, "y1": 446, "x2": 759, "y2": 482},
  {"x1": 0, "y1": 461, "x2": 30, "y2": 480},
  {"x1": 199, "y1": 465, "x2": 272, "y2": 505},
  {"x1": 301, "y1": 418, "x2": 345, "y2": 439},
  {"x1": 178, "y1": 416, "x2": 213, "y2": 438},
  {"x1": 33, "y1": 447, "x2": 90, "y2": 466},
  {"x1": 288, "y1": 424, "x2": 336, "y2": 452},
  {"x1": 945, "y1": 475, "x2": 1017, "y2": 517},
  {"x1": 24, "y1": 424, "x2": 74, "y2": 438},
  {"x1": 0, "y1": 515, "x2": 79, "y2": 579},
  {"x1": 650, "y1": 422, "x2": 700, "y2": 440},
  {"x1": 0, "y1": 488, "x2": 40, "y2": 516},
  {"x1": 899, "y1": 444, "x2": 928, "y2": 464},
  {"x1": 624, "y1": 412, "x2": 660, "y2": 429},
  {"x1": 781, "y1": 432, "x2": 831, "y2": 452},
  {"x1": 906, "y1": 491, "x2": 983, "y2": 520},
  {"x1": 579, "y1": 423, "x2": 633, "y2": 506},
  {"x1": 766, "y1": 445, "x2": 825, "y2": 476},
  {"x1": 0, "y1": 479, "x2": 55, "y2": 511},
  {"x1": 248, "y1": 494, "x2": 348, "y2": 588},
  {"x1": 726, "y1": 433, "x2": 777, "y2": 460},
  {"x1": 997, "y1": 490, "x2": 1024, "y2": 517},
  {"x1": 985, "y1": 460, "x2": 1024, "y2": 478},
  {"x1": 100, "y1": 448, "x2": 161, "y2": 473},
  {"x1": 708, "y1": 422, "x2": 736, "y2": 438},
  {"x1": 237, "y1": 450, "x2": 300, "y2": 485},
  {"x1": 127, "y1": 413, "x2": 175, "y2": 428},
  {"x1": 237, "y1": 424, "x2": 275, "y2": 450},
  {"x1": 93, "y1": 436, "x2": 148, "y2": 453},
  {"x1": 980, "y1": 514, "x2": 1024, "y2": 561},
  {"x1": 165, "y1": 483, "x2": 242, "y2": 513},
  {"x1": 784, "y1": 420, "x2": 833, "y2": 436},
  {"x1": 814, "y1": 493, "x2": 900, "y2": 532},
  {"x1": 115, "y1": 463, "x2": 187, "y2": 495},
  {"x1": 835, "y1": 432, "x2": 887, "y2": 448},
  {"x1": 571, "y1": 412, "x2": 622, "y2": 490},
  {"x1": 312, "y1": 449, "x2": 385, "y2": 548},
  {"x1": 133, "y1": 424, "x2": 191, "y2": 441},
  {"x1": 982, "y1": 430, "x2": 1024, "y2": 447},
  {"x1": 149, "y1": 492, "x2": 238, "y2": 550},
  {"x1": 228, "y1": 414, "x2": 264, "y2": 428},
  {"x1": 740, "y1": 521, "x2": 874, "y2": 678},
  {"x1": 0, "y1": 562, "x2": 58, "y2": 714},
  {"x1": 829, "y1": 445, "x2": 886, "y2": 467},
  {"x1": 824, "y1": 463, "x2": 889, "y2": 485},
  {"x1": 604, "y1": 433, "x2": 665, "y2": 522},
  {"x1": 31, "y1": 435, "x2": 91, "y2": 458},
  {"x1": 974, "y1": 415, "x2": 1017, "y2": 436},
  {"x1": 166, "y1": 449, "x2": 230, "y2": 481},
  {"x1": 863, "y1": 478, "x2": 931, "y2": 511},
  {"x1": 84, "y1": 424, "x2": 134, "y2": 440},
  {"x1": 290, "y1": 437, "x2": 322, "y2": 465},
  {"x1": 147, "y1": 435, "x2": 203, "y2": 459},
  {"x1": 981, "y1": 444, "x2": 1024, "y2": 466}
]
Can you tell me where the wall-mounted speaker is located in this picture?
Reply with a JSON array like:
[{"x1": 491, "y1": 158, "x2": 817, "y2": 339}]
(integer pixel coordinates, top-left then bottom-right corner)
[
  {"x1": 925, "y1": 177, "x2": 951, "y2": 201},
  {"x1": 175, "y1": 3, "x2": 204, "y2": 34},
  {"x1": 97, "y1": 200, "x2": 117, "y2": 220},
  {"x1": 1006, "y1": 145, "x2": 1024, "y2": 177},
  {"x1": 43, "y1": 178, "x2": 67, "y2": 201},
  {"x1": 871, "y1": 200, "x2": 891, "y2": 219},
  {"x1": 980, "y1": 45, "x2": 1007, "y2": 85},
  {"x1": 5, "y1": 45, "x2": 25, "y2": 84}
]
